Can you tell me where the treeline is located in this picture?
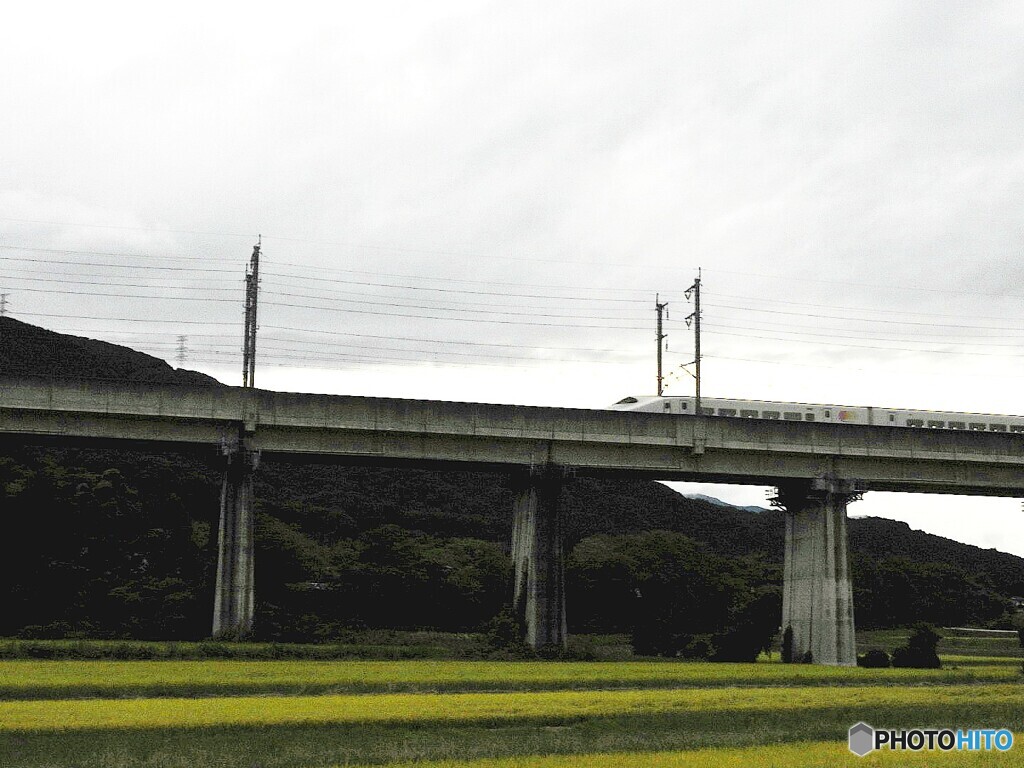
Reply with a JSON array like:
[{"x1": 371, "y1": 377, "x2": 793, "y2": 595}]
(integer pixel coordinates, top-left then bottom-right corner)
[
  {"x1": 1, "y1": 451, "x2": 218, "y2": 640},
  {"x1": 568, "y1": 531, "x2": 780, "y2": 660},
  {"x1": 2, "y1": 448, "x2": 1020, "y2": 645}
]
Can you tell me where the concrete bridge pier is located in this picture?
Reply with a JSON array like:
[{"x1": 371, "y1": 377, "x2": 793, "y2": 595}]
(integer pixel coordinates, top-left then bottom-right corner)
[
  {"x1": 511, "y1": 467, "x2": 567, "y2": 651},
  {"x1": 777, "y1": 476, "x2": 860, "y2": 666},
  {"x1": 212, "y1": 440, "x2": 259, "y2": 638}
]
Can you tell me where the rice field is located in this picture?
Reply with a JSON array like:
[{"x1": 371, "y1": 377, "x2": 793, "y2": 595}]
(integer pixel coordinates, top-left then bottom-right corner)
[
  {"x1": 337, "y1": 742, "x2": 1022, "y2": 767},
  {"x1": 0, "y1": 657, "x2": 1019, "y2": 700},
  {"x1": 0, "y1": 639, "x2": 1021, "y2": 767}
]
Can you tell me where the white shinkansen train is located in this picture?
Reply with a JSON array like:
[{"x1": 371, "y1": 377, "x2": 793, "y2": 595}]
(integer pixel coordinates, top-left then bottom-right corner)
[{"x1": 609, "y1": 395, "x2": 1024, "y2": 434}]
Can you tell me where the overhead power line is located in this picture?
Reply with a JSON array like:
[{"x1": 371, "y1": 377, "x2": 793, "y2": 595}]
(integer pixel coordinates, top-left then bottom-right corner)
[
  {"x1": 708, "y1": 290, "x2": 1024, "y2": 323},
  {"x1": 11, "y1": 278, "x2": 1024, "y2": 353},
  {"x1": 0, "y1": 285, "x2": 239, "y2": 302},
  {"x1": 0, "y1": 273, "x2": 240, "y2": 291},
  {"x1": 261, "y1": 300, "x2": 651, "y2": 329},
  {"x1": 3, "y1": 226, "x2": 1021, "y2": 300},
  {"x1": 181, "y1": 350, "x2": 629, "y2": 372},
  {"x1": 0, "y1": 254, "x2": 238, "y2": 274},
  {"x1": 0, "y1": 243, "x2": 659, "y2": 296},
  {"x1": 263, "y1": 295, "x2": 646, "y2": 321},
  {"x1": 0, "y1": 243, "x2": 231, "y2": 263},
  {"x1": 0, "y1": 216, "x2": 257, "y2": 240},
  {"x1": 695, "y1": 302, "x2": 1024, "y2": 332},
  {"x1": 703, "y1": 266, "x2": 1018, "y2": 298},
  {"x1": 13, "y1": 270, "x2": 1024, "y2": 335},
  {"x1": 54, "y1": 325, "x2": 630, "y2": 360},
  {"x1": 0, "y1": 281, "x2": 649, "y2": 323},
  {"x1": 0, "y1": 268, "x2": 647, "y2": 312},
  {"x1": 261, "y1": 271, "x2": 646, "y2": 304},
  {"x1": 706, "y1": 329, "x2": 1022, "y2": 358},
  {"x1": 14, "y1": 311, "x2": 240, "y2": 326},
  {"x1": 9, "y1": 231, "x2": 1024, "y2": 385},
  {"x1": 259, "y1": 325, "x2": 628, "y2": 353},
  {"x1": 703, "y1": 321, "x2": 1024, "y2": 346}
]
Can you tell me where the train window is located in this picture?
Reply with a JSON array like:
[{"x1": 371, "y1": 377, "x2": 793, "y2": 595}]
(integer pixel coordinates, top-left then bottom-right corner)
[
  {"x1": 763, "y1": 411, "x2": 781, "y2": 420},
  {"x1": 740, "y1": 409, "x2": 758, "y2": 418},
  {"x1": 664, "y1": 401, "x2": 672, "y2": 411},
  {"x1": 824, "y1": 410, "x2": 830, "y2": 418},
  {"x1": 948, "y1": 421, "x2": 966, "y2": 430},
  {"x1": 783, "y1": 412, "x2": 801, "y2": 421},
  {"x1": 616, "y1": 397, "x2": 638, "y2": 404},
  {"x1": 681, "y1": 402, "x2": 688, "y2": 410},
  {"x1": 969, "y1": 423, "x2": 986, "y2": 430},
  {"x1": 990, "y1": 423, "x2": 1007, "y2": 432},
  {"x1": 718, "y1": 408, "x2": 737, "y2": 417},
  {"x1": 699, "y1": 407, "x2": 714, "y2": 416},
  {"x1": 927, "y1": 420, "x2": 945, "y2": 428},
  {"x1": 1011, "y1": 425, "x2": 1024, "y2": 433},
  {"x1": 804, "y1": 413, "x2": 815, "y2": 421},
  {"x1": 889, "y1": 414, "x2": 895, "y2": 422},
  {"x1": 906, "y1": 418, "x2": 924, "y2": 427}
]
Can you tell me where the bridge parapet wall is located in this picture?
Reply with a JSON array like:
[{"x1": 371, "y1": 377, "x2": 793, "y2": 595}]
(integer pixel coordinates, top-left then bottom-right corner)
[{"x1": 1, "y1": 377, "x2": 1023, "y2": 495}]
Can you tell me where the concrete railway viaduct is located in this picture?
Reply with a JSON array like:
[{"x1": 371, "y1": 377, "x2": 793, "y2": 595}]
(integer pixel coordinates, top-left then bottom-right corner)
[{"x1": 3, "y1": 376, "x2": 1023, "y2": 665}]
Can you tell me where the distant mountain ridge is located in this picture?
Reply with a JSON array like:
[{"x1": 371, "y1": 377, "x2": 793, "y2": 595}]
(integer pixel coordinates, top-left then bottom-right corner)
[{"x1": 684, "y1": 493, "x2": 769, "y2": 514}]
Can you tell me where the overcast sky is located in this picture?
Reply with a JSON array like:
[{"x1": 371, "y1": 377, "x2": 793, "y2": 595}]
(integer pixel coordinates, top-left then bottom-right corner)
[{"x1": 3, "y1": 2, "x2": 1024, "y2": 557}]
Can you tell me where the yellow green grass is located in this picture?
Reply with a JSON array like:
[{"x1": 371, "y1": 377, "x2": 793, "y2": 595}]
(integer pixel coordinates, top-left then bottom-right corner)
[
  {"x1": 4, "y1": 683, "x2": 1024, "y2": 732},
  {"x1": 944, "y1": 655, "x2": 1024, "y2": 667},
  {"x1": 1, "y1": 657, "x2": 1019, "y2": 700},
  {"x1": 2, "y1": 656, "x2": 1022, "y2": 767},
  {"x1": 363, "y1": 740, "x2": 1020, "y2": 767}
]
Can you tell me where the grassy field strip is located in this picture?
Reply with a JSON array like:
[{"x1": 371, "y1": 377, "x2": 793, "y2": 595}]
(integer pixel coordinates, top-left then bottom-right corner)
[
  {"x1": 3, "y1": 683, "x2": 1023, "y2": 733},
  {"x1": 359, "y1": 740, "x2": 1021, "y2": 767},
  {"x1": 1, "y1": 659, "x2": 1018, "y2": 700},
  {"x1": 944, "y1": 655, "x2": 1023, "y2": 667}
]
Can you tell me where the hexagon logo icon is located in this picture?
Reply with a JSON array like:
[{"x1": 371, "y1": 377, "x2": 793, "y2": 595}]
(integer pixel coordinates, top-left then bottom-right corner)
[{"x1": 849, "y1": 722, "x2": 875, "y2": 757}]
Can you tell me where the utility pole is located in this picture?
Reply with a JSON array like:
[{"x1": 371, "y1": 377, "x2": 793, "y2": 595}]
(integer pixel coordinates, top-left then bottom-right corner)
[
  {"x1": 241, "y1": 237, "x2": 261, "y2": 388},
  {"x1": 685, "y1": 268, "x2": 702, "y2": 414},
  {"x1": 655, "y1": 294, "x2": 668, "y2": 395}
]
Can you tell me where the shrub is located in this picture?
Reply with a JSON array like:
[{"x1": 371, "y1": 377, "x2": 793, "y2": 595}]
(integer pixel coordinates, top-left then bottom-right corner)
[
  {"x1": 631, "y1": 621, "x2": 681, "y2": 657},
  {"x1": 562, "y1": 637, "x2": 599, "y2": 661},
  {"x1": 482, "y1": 608, "x2": 534, "y2": 658},
  {"x1": 892, "y1": 623, "x2": 942, "y2": 669},
  {"x1": 21, "y1": 642, "x2": 59, "y2": 659},
  {"x1": 680, "y1": 635, "x2": 716, "y2": 660},
  {"x1": 858, "y1": 648, "x2": 892, "y2": 668},
  {"x1": 781, "y1": 626, "x2": 794, "y2": 664},
  {"x1": 196, "y1": 641, "x2": 237, "y2": 659},
  {"x1": 710, "y1": 588, "x2": 782, "y2": 662}
]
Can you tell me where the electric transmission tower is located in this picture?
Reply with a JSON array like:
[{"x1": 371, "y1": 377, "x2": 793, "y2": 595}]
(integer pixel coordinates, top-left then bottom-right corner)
[
  {"x1": 0, "y1": 293, "x2": 8, "y2": 317},
  {"x1": 176, "y1": 335, "x2": 188, "y2": 366},
  {"x1": 241, "y1": 237, "x2": 261, "y2": 388}
]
